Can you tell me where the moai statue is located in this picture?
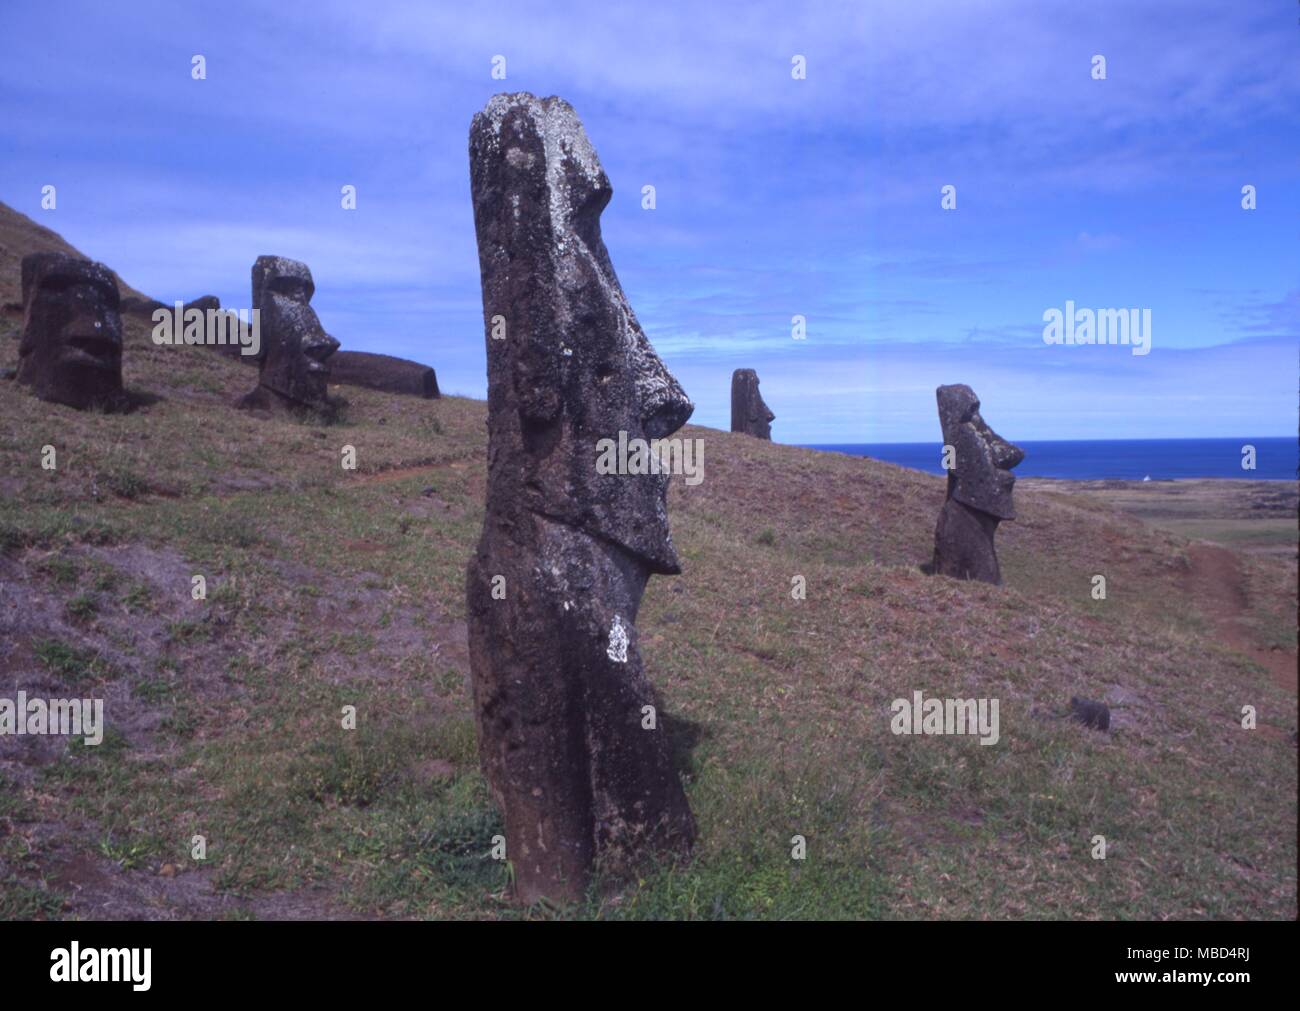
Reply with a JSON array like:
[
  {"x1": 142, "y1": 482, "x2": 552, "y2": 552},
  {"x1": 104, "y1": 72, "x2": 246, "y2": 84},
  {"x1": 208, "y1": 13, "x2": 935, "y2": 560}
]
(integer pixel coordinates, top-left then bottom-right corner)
[
  {"x1": 730, "y1": 368, "x2": 774, "y2": 439},
  {"x1": 237, "y1": 256, "x2": 339, "y2": 413},
  {"x1": 329, "y1": 351, "x2": 440, "y2": 399},
  {"x1": 466, "y1": 92, "x2": 695, "y2": 904},
  {"x1": 927, "y1": 384, "x2": 1024, "y2": 584},
  {"x1": 15, "y1": 252, "x2": 124, "y2": 409}
]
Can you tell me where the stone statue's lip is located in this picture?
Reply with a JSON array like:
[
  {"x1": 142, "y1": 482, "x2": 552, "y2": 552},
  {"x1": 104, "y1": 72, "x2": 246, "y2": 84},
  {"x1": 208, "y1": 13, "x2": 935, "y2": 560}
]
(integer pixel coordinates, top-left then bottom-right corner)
[{"x1": 61, "y1": 335, "x2": 119, "y2": 369}]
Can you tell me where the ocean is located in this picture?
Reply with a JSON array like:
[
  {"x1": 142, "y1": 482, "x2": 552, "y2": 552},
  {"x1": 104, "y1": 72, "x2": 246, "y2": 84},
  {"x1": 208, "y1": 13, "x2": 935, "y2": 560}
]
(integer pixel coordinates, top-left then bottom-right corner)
[{"x1": 803, "y1": 438, "x2": 1299, "y2": 481}]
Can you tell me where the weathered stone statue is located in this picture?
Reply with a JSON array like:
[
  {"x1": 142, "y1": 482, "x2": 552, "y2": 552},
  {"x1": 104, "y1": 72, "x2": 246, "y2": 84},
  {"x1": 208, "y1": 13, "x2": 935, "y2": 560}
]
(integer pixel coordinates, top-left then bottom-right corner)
[
  {"x1": 466, "y1": 92, "x2": 695, "y2": 904},
  {"x1": 927, "y1": 384, "x2": 1023, "y2": 584},
  {"x1": 730, "y1": 368, "x2": 774, "y2": 439},
  {"x1": 330, "y1": 350, "x2": 440, "y2": 399},
  {"x1": 237, "y1": 256, "x2": 339, "y2": 413},
  {"x1": 16, "y1": 252, "x2": 123, "y2": 409}
]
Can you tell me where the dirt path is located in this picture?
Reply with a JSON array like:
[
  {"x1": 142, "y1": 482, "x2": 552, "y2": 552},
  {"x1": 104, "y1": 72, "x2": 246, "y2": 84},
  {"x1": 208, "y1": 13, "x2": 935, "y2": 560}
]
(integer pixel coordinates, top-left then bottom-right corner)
[
  {"x1": 345, "y1": 457, "x2": 473, "y2": 487},
  {"x1": 1183, "y1": 542, "x2": 1295, "y2": 693}
]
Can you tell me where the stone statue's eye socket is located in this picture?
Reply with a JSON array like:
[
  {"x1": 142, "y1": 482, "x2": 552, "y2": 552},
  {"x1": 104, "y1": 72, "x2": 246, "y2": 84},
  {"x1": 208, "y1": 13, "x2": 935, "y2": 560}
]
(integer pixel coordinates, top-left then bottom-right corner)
[{"x1": 271, "y1": 279, "x2": 307, "y2": 299}]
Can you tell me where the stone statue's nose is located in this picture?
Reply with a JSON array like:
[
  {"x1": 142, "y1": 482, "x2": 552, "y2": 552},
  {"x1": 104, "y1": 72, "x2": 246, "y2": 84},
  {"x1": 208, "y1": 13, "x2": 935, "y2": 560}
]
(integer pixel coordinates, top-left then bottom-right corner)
[
  {"x1": 302, "y1": 328, "x2": 339, "y2": 363},
  {"x1": 635, "y1": 338, "x2": 693, "y2": 439},
  {"x1": 992, "y1": 437, "x2": 1024, "y2": 469},
  {"x1": 644, "y1": 395, "x2": 693, "y2": 440}
]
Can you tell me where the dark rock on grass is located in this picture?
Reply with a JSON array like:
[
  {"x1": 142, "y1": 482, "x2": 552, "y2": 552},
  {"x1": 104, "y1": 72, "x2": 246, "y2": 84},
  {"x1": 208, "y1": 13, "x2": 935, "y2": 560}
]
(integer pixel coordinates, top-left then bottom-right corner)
[
  {"x1": 330, "y1": 350, "x2": 440, "y2": 399},
  {"x1": 1070, "y1": 696, "x2": 1111, "y2": 731},
  {"x1": 466, "y1": 91, "x2": 695, "y2": 904}
]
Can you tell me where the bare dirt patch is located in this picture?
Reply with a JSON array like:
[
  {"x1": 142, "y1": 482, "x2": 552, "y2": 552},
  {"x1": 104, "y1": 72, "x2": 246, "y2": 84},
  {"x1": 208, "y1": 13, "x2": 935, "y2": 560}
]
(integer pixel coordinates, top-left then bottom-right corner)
[{"x1": 1183, "y1": 542, "x2": 1296, "y2": 693}]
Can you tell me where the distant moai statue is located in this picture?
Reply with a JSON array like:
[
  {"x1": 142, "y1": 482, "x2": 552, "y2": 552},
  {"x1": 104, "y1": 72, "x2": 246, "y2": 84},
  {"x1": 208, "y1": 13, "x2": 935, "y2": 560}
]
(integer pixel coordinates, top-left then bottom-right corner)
[
  {"x1": 466, "y1": 92, "x2": 695, "y2": 904},
  {"x1": 16, "y1": 252, "x2": 124, "y2": 409},
  {"x1": 237, "y1": 256, "x2": 340, "y2": 414},
  {"x1": 730, "y1": 368, "x2": 775, "y2": 439},
  {"x1": 926, "y1": 384, "x2": 1024, "y2": 584}
]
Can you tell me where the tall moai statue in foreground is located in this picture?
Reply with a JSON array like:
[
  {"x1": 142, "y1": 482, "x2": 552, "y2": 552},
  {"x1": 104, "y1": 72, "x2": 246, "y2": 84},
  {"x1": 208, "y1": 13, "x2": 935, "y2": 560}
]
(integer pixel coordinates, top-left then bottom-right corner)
[
  {"x1": 928, "y1": 384, "x2": 1024, "y2": 584},
  {"x1": 237, "y1": 256, "x2": 339, "y2": 414},
  {"x1": 16, "y1": 252, "x2": 124, "y2": 409},
  {"x1": 730, "y1": 368, "x2": 774, "y2": 439},
  {"x1": 466, "y1": 92, "x2": 696, "y2": 904}
]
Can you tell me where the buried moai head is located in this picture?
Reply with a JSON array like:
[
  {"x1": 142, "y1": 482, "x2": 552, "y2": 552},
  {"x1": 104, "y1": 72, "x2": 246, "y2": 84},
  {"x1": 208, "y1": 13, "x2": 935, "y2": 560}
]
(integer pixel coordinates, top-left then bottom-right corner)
[
  {"x1": 730, "y1": 368, "x2": 774, "y2": 439},
  {"x1": 466, "y1": 93, "x2": 695, "y2": 904},
  {"x1": 16, "y1": 253, "x2": 123, "y2": 409},
  {"x1": 469, "y1": 91, "x2": 693, "y2": 574},
  {"x1": 937, "y1": 383, "x2": 1023, "y2": 520},
  {"x1": 241, "y1": 256, "x2": 339, "y2": 410}
]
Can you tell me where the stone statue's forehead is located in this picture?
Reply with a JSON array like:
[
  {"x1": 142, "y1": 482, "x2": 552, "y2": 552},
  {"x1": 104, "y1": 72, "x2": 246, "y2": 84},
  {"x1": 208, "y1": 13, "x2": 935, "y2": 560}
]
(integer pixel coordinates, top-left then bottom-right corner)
[
  {"x1": 942, "y1": 388, "x2": 979, "y2": 419},
  {"x1": 254, "y1": 256, "x2": 315, "y2": 306},
  {"x1": 474, "y1": 92, "x2": 608, "y2": 226},
  {"x1": 476, "y1": 93, "x2": 600, "y2": 167},
  {"x1": 256, "y1": 256, "x2": 312, "y2": 284},
  {"x1": 34, "y1": 259, "x2": 116, "y2": 296}
]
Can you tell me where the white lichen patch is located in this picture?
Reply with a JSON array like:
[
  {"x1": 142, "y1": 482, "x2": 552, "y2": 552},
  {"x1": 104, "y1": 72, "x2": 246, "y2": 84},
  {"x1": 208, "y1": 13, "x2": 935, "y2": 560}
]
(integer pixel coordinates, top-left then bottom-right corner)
[{"x1": 606, "y1": 614, "x2": 629, "y2": 663}]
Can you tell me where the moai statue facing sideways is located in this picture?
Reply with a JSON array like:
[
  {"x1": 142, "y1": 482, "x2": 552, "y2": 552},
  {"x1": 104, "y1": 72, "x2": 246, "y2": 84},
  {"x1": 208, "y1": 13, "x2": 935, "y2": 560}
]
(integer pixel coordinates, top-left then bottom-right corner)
[
  {"x1": 927, "y1": 384, "x2": 1024, "y2": 584},
  {"x1": 466, "y1": 92, "x2": 696, "y2": 904},
  {"x1": 237, "y1": 256, "x2": 339, "y2": 414},
  {"x1": 15, "y1": 253, "x2": 123, "y2": 409},
  {"x1": 730, "y1": 368, "x2": 774, "y2": 439}
]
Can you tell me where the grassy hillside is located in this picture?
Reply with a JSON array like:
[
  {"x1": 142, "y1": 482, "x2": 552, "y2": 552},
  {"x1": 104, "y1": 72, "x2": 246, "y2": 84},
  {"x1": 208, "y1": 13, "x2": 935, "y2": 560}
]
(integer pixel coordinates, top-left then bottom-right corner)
[{"x1": 0, "y1": 219, "x2": 1295, "y2": 919}]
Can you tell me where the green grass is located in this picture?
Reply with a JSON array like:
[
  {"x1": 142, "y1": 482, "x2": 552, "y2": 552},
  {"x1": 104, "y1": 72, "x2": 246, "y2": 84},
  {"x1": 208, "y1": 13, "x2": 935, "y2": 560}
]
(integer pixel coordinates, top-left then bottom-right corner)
[
  {"x1": 65, "y1": 592, "x2": 99, "y2": 622},
  {"x1": 32, "y1": 637, "x2": 123, "y2": 685},
  {"x1": 0, "y1": 878, "x2": 65, "y2": 919}
]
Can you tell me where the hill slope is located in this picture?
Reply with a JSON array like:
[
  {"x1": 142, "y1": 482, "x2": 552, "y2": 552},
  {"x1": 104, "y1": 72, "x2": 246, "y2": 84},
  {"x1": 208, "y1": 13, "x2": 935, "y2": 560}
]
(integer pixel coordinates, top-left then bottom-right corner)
[
  {"x1": 0, "y1": 218, "x2": 1295, "y2": 919},
  {"x1": 0, "y1": 200, "x2": 149, "y2": 311}
]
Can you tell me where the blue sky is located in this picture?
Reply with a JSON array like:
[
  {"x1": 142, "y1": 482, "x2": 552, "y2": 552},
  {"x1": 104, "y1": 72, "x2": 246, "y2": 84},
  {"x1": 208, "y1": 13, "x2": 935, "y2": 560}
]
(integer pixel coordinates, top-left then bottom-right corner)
[{"x1": 1, "y1": 0, "x2": 1295, "y2": 442}]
